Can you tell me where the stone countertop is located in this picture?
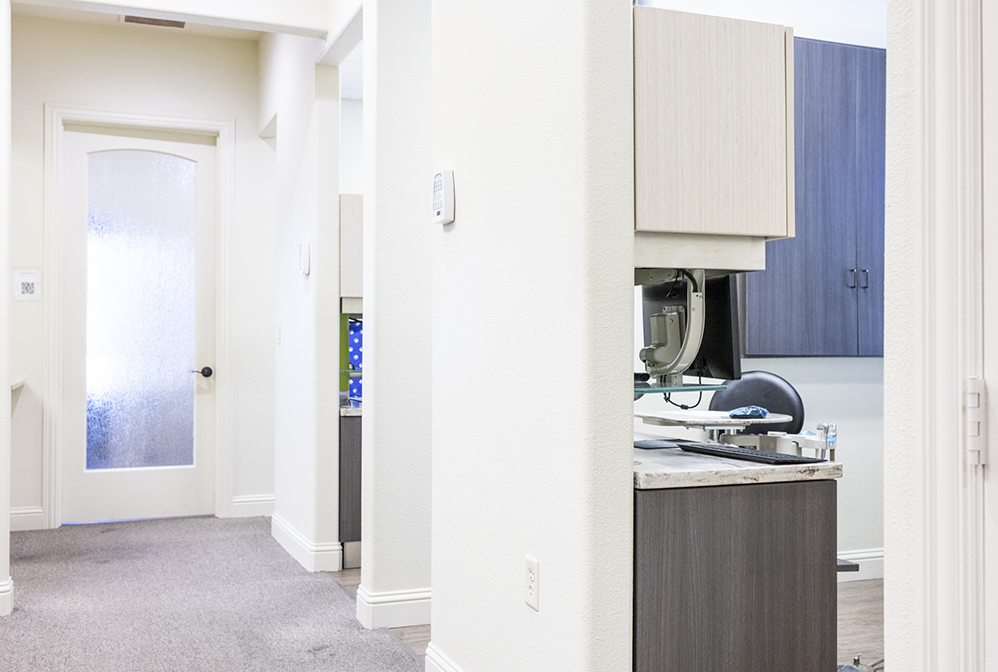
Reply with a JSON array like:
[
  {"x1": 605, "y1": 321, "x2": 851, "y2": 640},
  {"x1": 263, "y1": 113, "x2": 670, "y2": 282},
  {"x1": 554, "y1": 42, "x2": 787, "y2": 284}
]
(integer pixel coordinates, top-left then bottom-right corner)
[
  {"x1": 633, "y1": 447, "x2": 842, "y2": 490},
  {"x1": 339, "y1": 407, "x2": 362, "y2": 417}
]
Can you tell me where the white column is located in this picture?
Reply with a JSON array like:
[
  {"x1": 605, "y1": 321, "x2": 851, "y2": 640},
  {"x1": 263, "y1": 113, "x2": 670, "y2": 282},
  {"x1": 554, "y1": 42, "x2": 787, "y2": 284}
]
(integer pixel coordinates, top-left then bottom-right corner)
[
  {"x1": 426, "y1": 1, "x2": 633, "y2": 670},
  {"x1": 0, "y1": 0, "x2": 12, "y2": 617},
  {"x1": 268, "y1": 34, "x2": 343, "y2": 572},
  {"x1": 885, "y1": 0, "x2": 986, "y2": 670},
  {"x1": 356, "y1": 0, "x2": 432, "y2": 629}
]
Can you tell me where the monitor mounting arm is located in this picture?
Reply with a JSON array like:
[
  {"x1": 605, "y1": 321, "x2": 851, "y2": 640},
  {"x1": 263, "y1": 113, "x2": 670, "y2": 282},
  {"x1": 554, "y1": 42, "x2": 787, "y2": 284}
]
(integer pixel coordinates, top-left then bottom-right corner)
[{"x1": 637, "y1": 268, "x2": 706, "y2": 388}]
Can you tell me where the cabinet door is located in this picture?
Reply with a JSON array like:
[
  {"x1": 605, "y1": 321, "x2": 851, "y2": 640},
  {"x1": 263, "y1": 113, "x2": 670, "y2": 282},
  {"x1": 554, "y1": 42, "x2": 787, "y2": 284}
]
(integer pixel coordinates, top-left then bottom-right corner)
[
  {"x1": 634, "y1": 7, "x2": 792, "y2": 237},
  {"x1": 634, "y1": 481, "x2": 837, "y2": 672},
  {"x1": 856, "y1": 47, "x2": 886, "y2": 357},
  {"x1": 746, "y1": 38, "x2": 860, "y2": 356},
  {"x1": 339, "y1": 194, "x2": 363, "y2": 299}
]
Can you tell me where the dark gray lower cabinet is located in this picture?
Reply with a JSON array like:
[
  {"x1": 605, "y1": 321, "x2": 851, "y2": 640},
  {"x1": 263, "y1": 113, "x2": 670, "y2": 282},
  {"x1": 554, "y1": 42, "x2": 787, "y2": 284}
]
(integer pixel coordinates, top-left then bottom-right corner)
[
  {"x1": 339, "y1": 416, "x2": 362, "y2": 543},
  {"x1": 633, "y1": 480, "x2": 837, "y2": 671}
]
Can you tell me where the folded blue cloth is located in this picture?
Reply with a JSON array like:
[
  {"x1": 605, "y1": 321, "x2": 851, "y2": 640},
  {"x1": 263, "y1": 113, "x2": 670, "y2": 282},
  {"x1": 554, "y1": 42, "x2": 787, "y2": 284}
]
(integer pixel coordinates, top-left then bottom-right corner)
[{"x1": 729, "y1": 405, "x2": 769, "y2": 418}]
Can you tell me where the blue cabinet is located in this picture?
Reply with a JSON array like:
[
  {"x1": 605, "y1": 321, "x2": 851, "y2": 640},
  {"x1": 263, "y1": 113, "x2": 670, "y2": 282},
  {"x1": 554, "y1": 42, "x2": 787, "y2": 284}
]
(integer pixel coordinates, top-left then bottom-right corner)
[{"x1": 745, "y1": 38, "x2": 885, "y2": 357}]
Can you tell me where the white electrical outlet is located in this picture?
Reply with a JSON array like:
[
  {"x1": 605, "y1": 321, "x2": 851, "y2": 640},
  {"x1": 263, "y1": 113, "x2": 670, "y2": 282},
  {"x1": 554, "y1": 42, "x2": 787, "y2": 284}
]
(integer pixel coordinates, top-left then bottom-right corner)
[{"x1": 525, "y1": 556, "x2": 539, "y2": 611}]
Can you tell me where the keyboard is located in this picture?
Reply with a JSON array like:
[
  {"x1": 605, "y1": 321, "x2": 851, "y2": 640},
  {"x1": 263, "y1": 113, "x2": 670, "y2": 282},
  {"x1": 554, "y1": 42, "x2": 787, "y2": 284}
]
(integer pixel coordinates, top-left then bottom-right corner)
[{"x1": 678, "y1": 442, "x2": 826, "y2": 465}]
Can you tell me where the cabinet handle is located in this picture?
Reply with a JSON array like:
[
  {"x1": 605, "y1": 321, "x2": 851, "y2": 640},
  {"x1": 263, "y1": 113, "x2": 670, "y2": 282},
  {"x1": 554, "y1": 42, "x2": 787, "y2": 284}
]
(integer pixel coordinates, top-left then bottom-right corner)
[
  {"x1": 847, "y1": 269, "x2": 858, "y2": 289},
  {"x1": 859, "y1": 269, "x2": 869, "y2": 289}
]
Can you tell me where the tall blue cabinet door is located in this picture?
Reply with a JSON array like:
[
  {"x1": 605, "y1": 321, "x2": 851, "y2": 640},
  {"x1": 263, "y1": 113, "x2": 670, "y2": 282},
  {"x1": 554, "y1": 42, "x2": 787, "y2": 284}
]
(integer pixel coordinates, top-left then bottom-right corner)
[
  {"x1": 856, "y1": 46, "x2": 886, "y2": 356},
  {"x1": 745, "y1": 38, "x2": 860, "y2": 356}
]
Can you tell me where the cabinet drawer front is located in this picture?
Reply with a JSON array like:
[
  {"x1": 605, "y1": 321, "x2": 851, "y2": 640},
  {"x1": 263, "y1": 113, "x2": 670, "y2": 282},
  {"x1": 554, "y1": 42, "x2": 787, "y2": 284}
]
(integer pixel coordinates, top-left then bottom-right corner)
[{"x1": 635, "y1": 8, "x2": 791, "y2": 237}]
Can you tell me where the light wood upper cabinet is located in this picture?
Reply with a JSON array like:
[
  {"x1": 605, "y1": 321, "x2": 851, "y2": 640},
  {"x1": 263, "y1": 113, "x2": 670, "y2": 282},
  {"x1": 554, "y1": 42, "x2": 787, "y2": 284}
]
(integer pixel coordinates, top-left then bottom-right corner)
[
  {"x1": 634, "y1": 8, "x2": 794, "y2": 239},
  {"x1": 339, "y1": 194, "x2": 363, "y2": 300}
]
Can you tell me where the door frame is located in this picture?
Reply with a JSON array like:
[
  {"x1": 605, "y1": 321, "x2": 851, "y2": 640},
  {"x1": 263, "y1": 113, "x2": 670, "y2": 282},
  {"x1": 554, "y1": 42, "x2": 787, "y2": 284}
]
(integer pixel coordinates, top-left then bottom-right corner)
[{"x1": 42, "y1": 104, "x2": 236, "y2": 527}]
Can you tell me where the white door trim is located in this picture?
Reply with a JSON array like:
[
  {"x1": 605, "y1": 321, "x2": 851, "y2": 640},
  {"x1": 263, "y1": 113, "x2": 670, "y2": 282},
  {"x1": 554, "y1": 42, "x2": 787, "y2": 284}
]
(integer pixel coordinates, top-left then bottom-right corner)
[
  {"x1": 886, "y1": 1, "x2": 985, "y2": 670},
  {"x1": 42, "y1": 104, "x2": 237, "y2": 527}
]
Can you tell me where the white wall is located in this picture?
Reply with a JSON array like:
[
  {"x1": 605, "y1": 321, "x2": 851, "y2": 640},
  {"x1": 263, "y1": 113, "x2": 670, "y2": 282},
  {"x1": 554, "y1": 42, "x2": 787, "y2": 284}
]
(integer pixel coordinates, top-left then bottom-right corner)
[
  {"x1": 9, "y1": 15, "x2": 276, "y2": 525},
  {"x1": 339, "y1": 99, "x2": 363, "y2": 194},
  {"x1": 641, "y1": 0, "x2": 885, "y2": 48},
  {"x1": 427, "y1": 1, "x2": 634, "y2": 670},
  {"x1": 0, "y1": 0, "x2": 11, "y2": 616},
  {"x1": 259, "y1": 32, "x2": 343, "y2": 571},
  {"x1": 355, "y1": 0, "x2": 432, "y2": 629},
  {"x1": 634, "y1": 0, "x2": 888, "y2": 580}
]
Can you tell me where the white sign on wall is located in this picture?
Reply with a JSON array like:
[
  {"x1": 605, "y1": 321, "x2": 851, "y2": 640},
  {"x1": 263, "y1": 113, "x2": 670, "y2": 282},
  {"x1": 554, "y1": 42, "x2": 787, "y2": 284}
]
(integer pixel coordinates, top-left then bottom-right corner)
[{"x1": 14, "y1": 270, "x2": 41, "y2": 301}]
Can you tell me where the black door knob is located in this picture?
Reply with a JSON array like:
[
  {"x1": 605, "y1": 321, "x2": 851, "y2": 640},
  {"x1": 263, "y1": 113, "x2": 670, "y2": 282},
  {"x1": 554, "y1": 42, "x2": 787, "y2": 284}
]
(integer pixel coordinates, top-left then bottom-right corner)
[{"x1": 191, "y1": 367, "x2": 213, "y2": 378}]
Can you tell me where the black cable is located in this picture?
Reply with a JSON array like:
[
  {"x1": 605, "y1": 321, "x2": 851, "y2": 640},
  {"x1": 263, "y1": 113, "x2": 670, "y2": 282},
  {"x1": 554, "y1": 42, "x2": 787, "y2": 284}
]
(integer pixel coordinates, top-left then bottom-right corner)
[
  {"x1": 679, "y1": 269, "x2": 699, "y2": 294},
  {"x1": 662, "y1": 372, "x2": 704, "y2": 410},
  {"x1": 664, "y1": 391, "x2": 703, "y2": 410},
  {"x1": 664, "y1": 270, "x2": 682, "y2": 298}
]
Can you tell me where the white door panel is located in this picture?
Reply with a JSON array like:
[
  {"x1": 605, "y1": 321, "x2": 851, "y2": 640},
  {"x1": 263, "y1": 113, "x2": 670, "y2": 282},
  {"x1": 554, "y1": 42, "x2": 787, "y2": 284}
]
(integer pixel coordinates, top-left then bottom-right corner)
[{"x1": 61, "y1": 131, "x2": 216, "y2": 523}]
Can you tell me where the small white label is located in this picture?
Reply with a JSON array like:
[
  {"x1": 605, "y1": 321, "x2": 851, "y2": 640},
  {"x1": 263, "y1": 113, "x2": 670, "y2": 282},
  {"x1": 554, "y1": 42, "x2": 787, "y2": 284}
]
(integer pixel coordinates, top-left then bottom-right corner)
[{"x1": 14, "y1": 270, "x2": 41, "y2": 301}]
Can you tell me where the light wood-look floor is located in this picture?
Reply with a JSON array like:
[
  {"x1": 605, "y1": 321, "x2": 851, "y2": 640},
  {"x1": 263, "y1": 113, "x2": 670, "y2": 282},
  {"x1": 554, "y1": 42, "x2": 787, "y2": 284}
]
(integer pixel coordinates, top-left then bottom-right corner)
[
  {"x1": 329, "y1": 568, "x2": 432, "y2": 660},
  {"x1": 838, "y1": 579, "x2": 884, "y2": 669},
  {"x1": 329, "y1": 569, "x2": 883, "y2": 668}
]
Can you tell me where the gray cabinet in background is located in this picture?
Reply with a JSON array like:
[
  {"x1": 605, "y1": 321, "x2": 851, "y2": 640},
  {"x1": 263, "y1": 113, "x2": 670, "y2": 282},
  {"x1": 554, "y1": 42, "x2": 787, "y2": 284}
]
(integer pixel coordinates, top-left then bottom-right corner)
[
  {"x1": 339, "y1": 415, "x2": 362, "y2": 544},
  {"x1": 745, "y1": 37, "x2": 885, "y2": 357}
]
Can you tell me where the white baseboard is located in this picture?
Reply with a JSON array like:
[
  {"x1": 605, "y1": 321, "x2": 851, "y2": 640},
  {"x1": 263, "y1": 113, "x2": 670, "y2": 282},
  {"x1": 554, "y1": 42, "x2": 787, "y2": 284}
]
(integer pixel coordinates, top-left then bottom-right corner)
[
  {"x1": 425, "y1": 643, "x2": 464, "y2": 672},
  {"x1": 10, "y1": 506, "x2": 45, "y2": 531},
  {"x1": 837, "y1": 547, "x2": 884, "y2": 583},
  {"x1": 270, "y1": 512, "x2": 342, "y2": 572},
  {"x1": 356, "y1": 585, "x2": 431, "y2": 629},
  {"x1": 229, "y1": 495, "x2": 274, "y2": 517},
  {"x1": 0, "y1": 577, "x2": 12, "y2": 616}
]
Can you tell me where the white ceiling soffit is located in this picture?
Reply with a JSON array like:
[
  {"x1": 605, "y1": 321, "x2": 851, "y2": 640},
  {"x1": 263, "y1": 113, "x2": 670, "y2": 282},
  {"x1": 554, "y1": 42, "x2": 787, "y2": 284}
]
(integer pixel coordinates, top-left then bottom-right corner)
[
  {"x1": 340, "y1": 41, "x2": 363, "y2": 101},
  {"x1": 11, "y1": 1, "x2": 324, "y2": 40},
  {"x1": 12, "y1": 2, "x2": 264, "y2": 39}
]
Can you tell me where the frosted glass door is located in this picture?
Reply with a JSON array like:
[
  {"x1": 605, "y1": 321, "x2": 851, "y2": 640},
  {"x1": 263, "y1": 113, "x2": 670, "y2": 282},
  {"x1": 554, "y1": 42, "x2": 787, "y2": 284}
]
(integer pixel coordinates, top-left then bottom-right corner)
[
  {"x1": 87, "y1": 151, "x2": 196, "y2": 470},
  {"x1": 61, "y1": 130, "x2": 217, "y2": 524}
]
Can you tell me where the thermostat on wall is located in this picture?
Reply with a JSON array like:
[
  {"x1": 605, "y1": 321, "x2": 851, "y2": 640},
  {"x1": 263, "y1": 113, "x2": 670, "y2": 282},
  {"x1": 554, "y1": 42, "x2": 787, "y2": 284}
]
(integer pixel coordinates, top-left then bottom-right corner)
[{"x1": 433, "y1": 169, "x2": 454, "y2": 225}]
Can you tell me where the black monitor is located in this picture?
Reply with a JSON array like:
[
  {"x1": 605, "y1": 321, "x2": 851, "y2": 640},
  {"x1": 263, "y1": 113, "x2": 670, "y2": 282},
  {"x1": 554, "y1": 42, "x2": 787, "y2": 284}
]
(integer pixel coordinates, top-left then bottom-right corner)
[{"x1": 640, "y1": 274, "x2": 741, "y2": 381}]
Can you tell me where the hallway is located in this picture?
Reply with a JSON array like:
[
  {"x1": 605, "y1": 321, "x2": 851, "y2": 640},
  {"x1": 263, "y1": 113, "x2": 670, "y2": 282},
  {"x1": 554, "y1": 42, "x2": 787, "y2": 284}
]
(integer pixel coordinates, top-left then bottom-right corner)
[{"x1": 0, "y1": 517, "x2": 420, "y2": 671}]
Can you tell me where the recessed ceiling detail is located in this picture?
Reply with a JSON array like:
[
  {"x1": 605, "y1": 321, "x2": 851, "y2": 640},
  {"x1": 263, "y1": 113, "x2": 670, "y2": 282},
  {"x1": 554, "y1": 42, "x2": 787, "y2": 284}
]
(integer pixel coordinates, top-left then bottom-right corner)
[{"x1": 122, "y1": 16, "x2": 185, "y2": 29}]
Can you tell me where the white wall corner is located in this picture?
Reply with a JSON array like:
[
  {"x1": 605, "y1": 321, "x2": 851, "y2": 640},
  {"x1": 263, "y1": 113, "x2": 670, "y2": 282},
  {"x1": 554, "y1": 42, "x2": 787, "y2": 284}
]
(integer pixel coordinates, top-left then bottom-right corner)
[
  {"x1": 229, "y1": 495, "x2": 275, "y2": 518},
  {"x1": 270, "y1": 512, "x2": 342, "y2": 572},
  {"x1": 837, "y1": 547, "x2": 885, "y2": 583},
  {"x1": 425, "y1": 643, "x2": 464, "y2": 672},
  {"x1": 0, "y1": 577, "x2": 12, "y2": 617},
  {"x1": 10, "y1": 506, "x2": 45, "y2": 531},
  {"x1": 355, "y1": 585, "x2": 431, "y2": 629}
]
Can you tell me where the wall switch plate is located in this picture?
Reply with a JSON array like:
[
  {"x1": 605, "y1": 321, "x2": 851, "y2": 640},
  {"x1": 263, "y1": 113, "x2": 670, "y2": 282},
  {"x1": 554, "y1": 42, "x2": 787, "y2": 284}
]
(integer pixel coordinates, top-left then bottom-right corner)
[{"x1": 525, "y1": 556, "x2": 539, "y2": 611}]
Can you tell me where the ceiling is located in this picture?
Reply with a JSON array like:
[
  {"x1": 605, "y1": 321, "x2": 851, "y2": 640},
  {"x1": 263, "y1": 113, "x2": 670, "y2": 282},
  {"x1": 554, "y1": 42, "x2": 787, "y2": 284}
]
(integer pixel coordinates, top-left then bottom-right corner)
[
  {"x1": 12, "y1": 2, "x2": 263, "y2": 41},
  {"x1": 11, "y1": 2, "x2": 364, "y2": 100}
]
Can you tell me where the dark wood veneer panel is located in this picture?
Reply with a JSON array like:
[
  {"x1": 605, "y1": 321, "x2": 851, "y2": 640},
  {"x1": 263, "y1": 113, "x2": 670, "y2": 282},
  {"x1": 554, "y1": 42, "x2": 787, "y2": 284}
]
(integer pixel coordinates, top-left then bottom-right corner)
[
  {"x1": 746, "y1": 38, "x2": 859, "y2": 356},
  {"x1": 634, "y1": 480, "x2": 837, "y2": 671},
  {"x1": 338, "y1": 416, "x2": 362, "y2": 543},
  {"x1": 856, "y1": 45, "x2": 887, "y2": 357}
]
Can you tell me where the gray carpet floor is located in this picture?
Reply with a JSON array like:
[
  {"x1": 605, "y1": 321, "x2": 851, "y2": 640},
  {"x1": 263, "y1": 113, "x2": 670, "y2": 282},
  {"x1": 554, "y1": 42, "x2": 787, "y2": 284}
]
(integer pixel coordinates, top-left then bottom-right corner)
[{"x1": 0, "y1": 516, "x2": 423, "y2": 672}]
